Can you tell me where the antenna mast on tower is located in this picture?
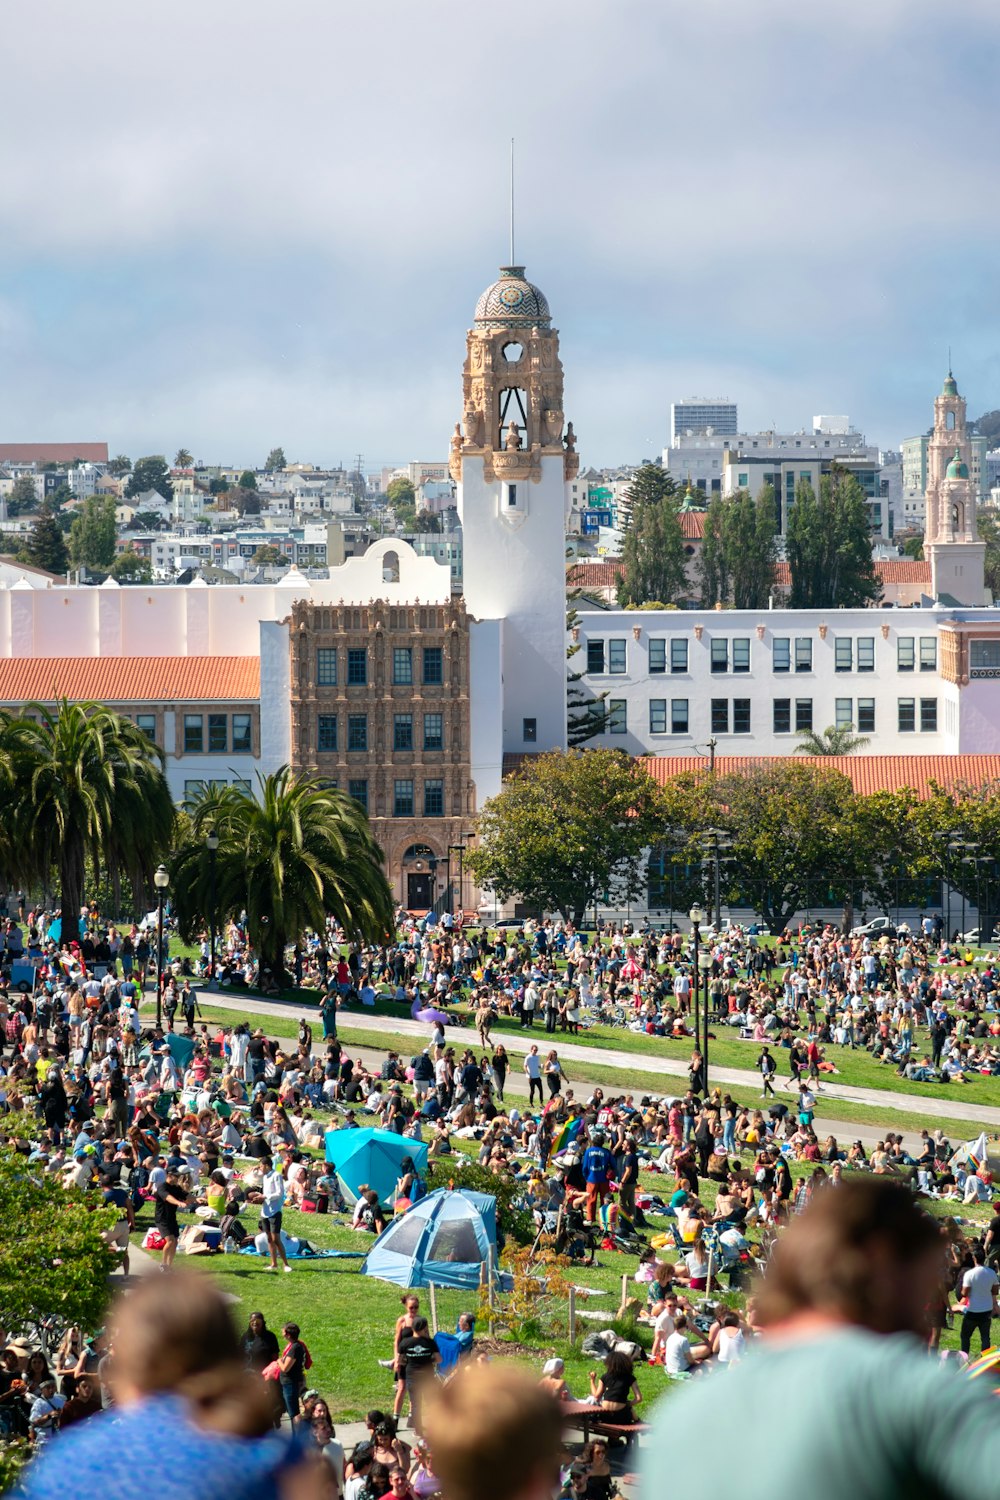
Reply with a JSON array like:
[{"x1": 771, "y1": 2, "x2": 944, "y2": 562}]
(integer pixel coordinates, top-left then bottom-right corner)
[{"x1": 509, "y1": 137, "x2": 515, "y2": 263}]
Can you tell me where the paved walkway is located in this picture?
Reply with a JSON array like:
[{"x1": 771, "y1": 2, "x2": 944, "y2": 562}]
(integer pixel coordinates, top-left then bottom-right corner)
[{"x1": 188, "y1": 991, "x2": 1000, "y2": 1138}]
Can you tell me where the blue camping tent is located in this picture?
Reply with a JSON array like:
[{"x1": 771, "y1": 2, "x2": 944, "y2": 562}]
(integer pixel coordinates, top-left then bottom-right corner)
[
  {"x1": 324, "y1": 1126, "x2": 429, "y2": 1207},
  {"x1": 361, "y1": 1188, "x2": 497, "y2": 1291}
]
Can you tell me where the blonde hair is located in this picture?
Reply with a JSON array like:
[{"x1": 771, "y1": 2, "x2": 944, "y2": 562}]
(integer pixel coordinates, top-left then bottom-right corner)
[
  {"x1": 110, "y1": 1270, "x2": 275, "y2": 1436},
  {"x1": 423, "y1": 1365, "x2": 562, "y2": 1500}
]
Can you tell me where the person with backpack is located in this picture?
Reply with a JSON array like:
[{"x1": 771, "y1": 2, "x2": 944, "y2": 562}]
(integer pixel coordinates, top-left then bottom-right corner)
[
  {"x1": 581, "y1": 1128, "x2": 615, "y2": 1225},
  {"x1": 276, "y1": 1320, "x2": 311, "y2": 1424}
]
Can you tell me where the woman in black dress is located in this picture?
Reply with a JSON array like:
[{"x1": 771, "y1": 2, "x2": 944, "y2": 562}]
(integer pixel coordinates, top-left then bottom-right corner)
[
  {"x1": 154, "y1": 1168, "x2": 189, "y2": 1270},
  {"x1": 241, "y1": 1312, "x2": 280, "y2": 1374}
]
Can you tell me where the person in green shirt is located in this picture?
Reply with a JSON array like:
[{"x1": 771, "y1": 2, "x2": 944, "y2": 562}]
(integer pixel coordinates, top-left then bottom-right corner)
[{"x1": 642, "y1": 1178, "x2": 1000, "y2": 1500}]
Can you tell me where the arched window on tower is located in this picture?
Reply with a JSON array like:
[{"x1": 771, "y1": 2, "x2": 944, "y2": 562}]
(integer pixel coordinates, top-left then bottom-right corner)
[
  {"x1": 946, "y1": 411, "x2": 956, "y2": 431},
  {"x1": 382, "y1": 550, "x2": 400, "y2": 583},
  {"x1": 497, "y1": 387, "x2": 528, "y2": 450}
]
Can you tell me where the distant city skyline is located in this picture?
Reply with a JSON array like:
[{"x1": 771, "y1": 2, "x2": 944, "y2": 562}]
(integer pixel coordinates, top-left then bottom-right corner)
[{"x1": 3, "y1": 1, "x2": 1000, "y2": 469}]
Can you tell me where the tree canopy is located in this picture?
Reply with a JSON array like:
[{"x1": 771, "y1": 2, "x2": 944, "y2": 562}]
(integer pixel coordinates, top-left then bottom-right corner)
[
  {"x1": 24, "y1": 505, "x2": 69, "y2": 575},
  {"x1": 699, "y1": 486, "x2": 777, "y2": 608},
  {"x1": 785, "y1": 469, "x2": 882, "y2": 608},
  {"x1": 238, "y1": 470, "x2": 258, "y2": 491},
  {"x1": 795, "y1": 724, "x2": 871, "y2": 756},
  {"x1": 616, "y1": 468, "x2": 687, "y2": 607},
  {"x1": 174, "y1": 448, "x2": 193, "y2": 468},
  {"x1": 125, "y1": 455, "x2": 173, "y2": 501},
  {"x1": 387, "y1": 476, "x2": 416, "y2": 511},
  {"x1": 107, "y1": 454, "x2": 132, "y2": 477},
  {"x1": 110, "y1": 551, "x2": 154, "y2": 584},
  {"x1": 566, "y1": 600, "x2": 609, "y2": 746},
  {"x1": 466, "y1": 749, "x2": 663, "y2": 926},
  {"x1": 69, "y1": 495, "x2": 117, "y2": 571},
  {"x1": 265, "y1": 447, "x2": 286, "y2": 471},
  {"x1": 7, "y1": 474, "x2": 39, "y2": 517}
]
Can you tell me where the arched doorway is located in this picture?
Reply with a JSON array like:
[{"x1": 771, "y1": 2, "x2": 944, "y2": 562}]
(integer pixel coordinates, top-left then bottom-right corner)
[{"x1": 401, "y1": 843, "x2": 438, "y2": 911}]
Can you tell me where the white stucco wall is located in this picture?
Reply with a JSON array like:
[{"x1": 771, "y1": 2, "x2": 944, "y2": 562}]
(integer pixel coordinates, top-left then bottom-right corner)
[
  {"x1": 259, "y1": 620, "x2": 292, "y2": 775},
  {"x1": 469, "y1": 618, "x2": 504, "y2": 808}
]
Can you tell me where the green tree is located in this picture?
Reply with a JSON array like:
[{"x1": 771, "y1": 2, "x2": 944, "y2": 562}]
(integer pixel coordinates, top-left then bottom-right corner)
[
  {"x1": 413, "y1": 511, "x2": 442, "y2": 533},
  {"x1": 0, "y1": 1148, "x2": 117, "y2": 1337},
  {"x1": 69, "y1": 495, "x2": 117, "y2": 570},
  {"x1": 238, "y1": 469, "x2": 258, "y2": 491},
  {"x1": 174, "y1": 448, "x2": 193, "y2": 468},
  {"x1": 47, "y1": 482, "x2": 73, "y2": 511},
  {"x1": 6, "y1": 474, "x2": 39, "y2": 517},
  {"x1": 125, "y1": 455, "x2": 173, "y2": 501},
  {"x1": 0, "y1": 701, "x2": 174, "y2": 921},
  {"x1": 129, "y1": 509, "x2": 166, "y2": 531},
  {"x1": 171, "y1": 770, "x2": 394, "y2": 987},
  {"x1": 466, "y1": 749, "x2": 663, "y2": 927},
  {"x1": 566, "y1": 599, "x2": 609, "y2": 746},
  {"x1": 265, "y1": 447, "x2": 287, "y2": 471},
  {"x1": 699, "y1": 497, "x2": 729, "y2": 607},
  {"x1": 795, "y1": 724, "x2": 871, "y2": 756},
  {"x1": 902, "y1": 534, "x2": 925, "y2": 561},
  {"x1": 616, "y1": 470, "x2": 687, "y2": 607},
  {"x1": 24, "y1": 505, "x2": 69, "y2": 575},
  {"x1": 387, "y1": 476, "x2": 416, "y2": 511},
  {"x1": 979, "y1": 510, "x2": 1000, "y2": 599},
  {"x1": 786, "y1": 469, "x2": 882, "y2": 608},
  {"x1": 726, "y1": 485, "x2": 778, "y2": 608},
  {"x1": 110, "y1": 551, "x2": 154, "y2": 584},
  {"x1": 252, "y1": 544, "x2": 285, "y2": 567},
  {"x1": 209, "y1": 475, "x2": 229, "y2": 496},
  {"x1": 107, "y1": 454, "x2": 132, "y2": 477}
]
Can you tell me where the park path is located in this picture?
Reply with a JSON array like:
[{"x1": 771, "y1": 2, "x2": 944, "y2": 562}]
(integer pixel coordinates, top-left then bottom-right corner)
[{"x1": 192, "y1": 991, "x2": 1000, "y2": 1136}]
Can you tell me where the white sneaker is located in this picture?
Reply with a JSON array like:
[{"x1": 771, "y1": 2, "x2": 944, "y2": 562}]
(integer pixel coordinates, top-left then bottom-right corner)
[
  {"x1": 263, "y1": 1264, "x2": 276, "y2": 1272},
  {"x1": 283, "y1": 1264, "x2": 293, "y2": 1274}
]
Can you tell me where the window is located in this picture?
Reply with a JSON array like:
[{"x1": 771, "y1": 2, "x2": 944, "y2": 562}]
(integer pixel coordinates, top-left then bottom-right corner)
[
  {"x1": 671, "y1": 699, "x2": 689, "y2": 734},
  {"x1": 795, "y1": 638, "x2": 813, "y2": 672},
  {"x1": 773, "y1": 699, "x2": 791, "y2": 734},
  {"x1": 738, "y1": 472, "x2": 748, "y2": 486},
  {"x1": 423, "y1": 779, "x2": 444, "y2": 817},
  {"x1": 649, "y1": 699, "x2": 667, "y2": 734},
  {"x1": 608, "y1": 700, "x2": 627, "y2": 734},
  {"x1": 232, "y1": 713, "x2": 252, "y2": 753},
  {"x1": 648, "y1": 639, "x2": 666, "y2": 674},
  {"x1": 710, "y1": 639, "x2": 729, "y2": 673},
  {"x1": 971, "y1": 640, "x2": 1000, "y2": 672},
  {"x1": 393, "y1": 779, "x2": 414, "y2": 817},
  {"x1": 393, "y1": 647, "x2": 413, "y2": 684},
  {"x1": 523, "y1": 718, "x2": 537, "y2": 742},
  {"x1": 670, "y1": 639, "x2": 688, "y2": 673},
  {"x1": 608, "y1": 639, "x2": 627, "y2": 674},
  {"x1": 183, "y1": 715, "x2": 203, "y2": 753},
  {"x1": 316, "y1": 648, "x2": 337, "y2": 685},
  {"x1": 587, "y1": 640, "x2": 605, "y2": 674},
  {"x1": 348, "y1": 779, "x2": 368, "y2": 812},
  {"x1": 711, "y1": 699, "x2": 729, "y2": 733},
  {"x1": 423, "y1": 713, "x2": 443, "y2": 751},
  {"x1": 835, "y1": 698, "x2": 853, "y2": 729},
  {"x1": 507, "y1": 483, "x2": 517, "y2": 507},
  {"x1": 135, "y1": 714, "x2": 156, "y2": 742},
  {"x1": 857, "y1": 637, "x2": 875, "y2": 672},
  {"x1": 920, "y1": 637, "x2": 937, "y2": 672},
  {"x1": 347, "y1": 714, "x2": 368, "y2": 751},
  {"x1": 773, "y1": 638, "x2": 790, "y2": 673},
  {"x1": 857, "y1": 699, "x2": 875, "y2": 733},
  {"x1": 347, "y1": 648, "x2": 367, "y2": 685},
  {"x1": 898, "y1": 698, "x2": 916, "y2": 733},
  {"x1": 184, "y1": 779, "x2": 205, "y2": 798},
  {"x1": 423, "y1": 647, "x2": 443, "y2": 684},
  {"x1": 208, "y1": 714, "x2": 227, "y2": 753},
  {"x1": 232, "y1": 778, "x2": 252, "y2": 795},
  {"x1": 318, "y1": 715, "x2": 338, "y2": 752},
  {"x1": 834, "y1": 638, "x2": 853, "y2": 673},
  {"x1": 733, "y1": 699, "x2": 751, "y2": 734},
  {"x1": 733, "y1": 638, "x2": 750, "y2": 673},
  {"x1": 897, "y1": 637, "x2": 915, "y2": 672},
  {"x1": 795, "y1": 698, "x2": 813, "y2": 732},
  {"x1": 393, "y1": 714, "x2": 413, "y2": 751},
  {"x1": 920, "y1": 698, "x2": 938, "y2": 732}
]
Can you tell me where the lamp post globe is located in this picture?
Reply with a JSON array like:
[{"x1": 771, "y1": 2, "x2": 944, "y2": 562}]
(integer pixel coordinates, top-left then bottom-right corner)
[{"x1": 154, "y1": 864, "x2": 169, "y2": 1031}]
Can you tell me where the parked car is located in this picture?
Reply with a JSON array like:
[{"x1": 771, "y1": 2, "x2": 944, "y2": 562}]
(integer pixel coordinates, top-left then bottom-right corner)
[
  {"x1": 850, "y1": 916, "x2": 896, "y2": 939},
  {"x1": 958, "y1": 926, "x2": 1000, "y2": 946}
]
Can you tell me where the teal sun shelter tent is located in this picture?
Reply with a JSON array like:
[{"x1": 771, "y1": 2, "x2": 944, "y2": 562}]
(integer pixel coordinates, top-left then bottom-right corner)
[
  {"x1": 324, "y1": 1126, "x2": 429, "y2": 1207},
  {"x1": 361, "y1": 1188, "x2": 498, "y2": 1291}
]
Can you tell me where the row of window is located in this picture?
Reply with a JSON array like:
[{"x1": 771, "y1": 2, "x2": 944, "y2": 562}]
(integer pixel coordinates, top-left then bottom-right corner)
[
  {"x1": 585, "y1": 635, "x2": 938, "y2": 677},
  {"x1": 315, "y1": 712, "x2": 444, "y2": 754},
  {"x1": 182, "y1": 713, "x2": 253, "y2": 754},
  {"x1": 315, "y1": 645, "x2": 445, "y2": 688},
  {"x1": 608, "y1": 696, "x2": 941, "y2": 737}
]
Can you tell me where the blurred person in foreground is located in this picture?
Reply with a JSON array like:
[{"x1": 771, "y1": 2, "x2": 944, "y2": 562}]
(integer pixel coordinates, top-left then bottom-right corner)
[
  {"x1": 424, "y1": 1364, "x2": 563, "y2": 1500},
  {"x1": 643, "y1": 1178, "x2": 1000, "y2": 1500},
  {"x1": 17, "y1": 1271, "x2": 320, "y2": 1500}
]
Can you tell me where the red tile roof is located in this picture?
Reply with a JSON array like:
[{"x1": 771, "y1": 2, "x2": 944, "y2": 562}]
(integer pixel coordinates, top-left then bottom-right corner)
[
  {"x1": 567, "y1": 561, "x2": 624, "y2": 589},
  {"x1": 642, "y1": 755, "x2": 1000, "y2": 799},
  {"x1": 0, "y1": 443, "x2": 109, "y2": 465},
  {"x1": 773, "y1": 558, "x2": 930, "y2": 591},
  {"x1": 0, "y1": 656, "x2": 260, "y2": 704},
  {"x1": 679, "y1": 512, "x2": 706, "y2": 539}
]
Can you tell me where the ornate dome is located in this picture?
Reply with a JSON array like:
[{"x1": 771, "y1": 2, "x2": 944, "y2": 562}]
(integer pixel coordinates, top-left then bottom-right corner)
[
  {"x1": 946, "y1": 446, "x2": 969, "y2": 480},
  {"x1": 942, "y1": 370, "x2": 959, "y2": 397},
  {"x1": 474, "y1": 265, "x2": 550, "y2": 329}
]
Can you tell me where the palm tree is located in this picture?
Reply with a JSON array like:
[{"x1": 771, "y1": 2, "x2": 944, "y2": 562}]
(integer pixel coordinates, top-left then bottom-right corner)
[
  {"x1": 173, "y1": 448, "x2": 193, "y2": 468},
  {"x1": 794, "y1": 724, "x2": 871, "y2": 756},
  {"x1": 171, "y1": 768, "x2": 394, "y2": 987},
  {"x1": 0, "y1": 701, "x2": 175, "y2": 919}
]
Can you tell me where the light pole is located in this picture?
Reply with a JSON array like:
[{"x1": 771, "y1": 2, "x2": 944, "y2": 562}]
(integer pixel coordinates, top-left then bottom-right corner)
[
  {"x1": 689, "y1": 903, "x2": 704, "y2": 1081},
  {"x1": 461, "y1": 830, "x2": 475, "y2": 918},
  {"x1": 699, "y1": 946, "x2": 712, "y2": 1093},
  {"x1": 154, "y1": 863, "x2": 169, "y2": 1031},
  {"x1": 206, "y1": 827, "x2": 219, "y2": 990}
]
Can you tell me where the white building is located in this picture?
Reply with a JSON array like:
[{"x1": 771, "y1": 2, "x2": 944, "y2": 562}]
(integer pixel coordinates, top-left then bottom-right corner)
[{"x1": 670, "y1": 397, "x2": 738, "y2": 445}]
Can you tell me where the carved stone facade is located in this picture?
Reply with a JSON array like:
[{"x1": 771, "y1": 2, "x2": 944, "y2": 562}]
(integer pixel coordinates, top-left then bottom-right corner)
[
  {"x1": 924, "y1": 371, "x2": 987, "y2": 605},
  {"x1": 288, "y1": 597, "x2": 477, "y2": 909},
  {"x1": 449, "y1": 266, "x2": 579, "y2": 486}
]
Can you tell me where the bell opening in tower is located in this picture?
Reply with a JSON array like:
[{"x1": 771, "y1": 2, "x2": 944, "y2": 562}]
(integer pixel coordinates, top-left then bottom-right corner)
[{"x1": 497, "y1": 386, "x2": 528, "y2": 450}]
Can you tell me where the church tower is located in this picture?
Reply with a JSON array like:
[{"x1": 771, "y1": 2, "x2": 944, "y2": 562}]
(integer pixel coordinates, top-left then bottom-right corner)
[
  {"x1": 925, "y1": 370, "x2": 987, "y2": 605},
  {"x1": 452, "y1": 265, "x2": 577, "y2": 753}
]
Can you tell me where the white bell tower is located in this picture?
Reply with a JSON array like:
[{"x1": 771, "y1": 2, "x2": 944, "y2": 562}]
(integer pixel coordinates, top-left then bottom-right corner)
[
  {"x1": 924, "y1": 370, "x2": 987, "y2": 606},
  {"x1": 453, "y1": 265, "x2": 576, "y2": 753}
]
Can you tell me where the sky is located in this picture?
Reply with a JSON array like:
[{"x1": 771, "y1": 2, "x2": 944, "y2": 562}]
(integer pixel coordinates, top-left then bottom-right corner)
[{"x1": 4, "y1": 0, "x2": 1000, "y2": 470}]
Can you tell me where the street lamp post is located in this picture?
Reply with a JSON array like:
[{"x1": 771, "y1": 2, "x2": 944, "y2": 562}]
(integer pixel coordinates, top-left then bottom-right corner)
[
  {"x1": 699, "y1": 947, "x2": 712, "y2": 1093},
  {"x1": 154, "y1": 863, "x2": 169, "y2": 1031},
  {"x1": 206, "y1": 828, "x2": 219, "y2": 990},
  {"x1": 689, "y1": 903, "x2": 704, "y2": 1085}
]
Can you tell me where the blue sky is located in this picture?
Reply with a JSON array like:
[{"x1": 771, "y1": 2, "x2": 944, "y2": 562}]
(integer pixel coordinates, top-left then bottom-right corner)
[{"x1": 3, "y1": 0, "x2": 1000, "y2": 469}]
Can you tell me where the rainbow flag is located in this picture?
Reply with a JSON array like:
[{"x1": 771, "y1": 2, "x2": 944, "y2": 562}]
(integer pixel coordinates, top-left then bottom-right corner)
[{"x1": 553, "y1": 1117, "x2": 584, "y2": 1154}]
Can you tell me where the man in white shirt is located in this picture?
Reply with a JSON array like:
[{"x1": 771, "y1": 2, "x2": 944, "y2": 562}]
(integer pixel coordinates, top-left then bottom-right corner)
[
  {"x1": 959, "y1": 1249, "x2": 999, "y2": 1355},
  {"x1": 260, "y1": 1154, "x2": 292, "y2": 1274},
  {"x1": 663, "y1": 1315, "x2": 711, "y2": 1374},
  {"x1": 523, "y1": 1045, "x2": 543, "y2": 1106}
]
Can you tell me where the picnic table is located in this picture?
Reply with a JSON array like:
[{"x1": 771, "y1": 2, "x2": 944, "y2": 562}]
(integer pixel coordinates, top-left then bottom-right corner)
[{"x1": 560, "y1": 1399, "x2": 650, "y2": 1448}]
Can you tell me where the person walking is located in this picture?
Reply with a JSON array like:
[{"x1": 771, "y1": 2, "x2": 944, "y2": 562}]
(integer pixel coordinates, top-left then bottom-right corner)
[
  {"x1": 491, "y1": 1044, "x2": 508, "y2": 1102},
  {"x1": 757, "y1": 1045, "x2": 777, "y2": 1098},
  {"x1": 523, "y1": 1045, "x2": 543, "y2": 1106},
  {"x1": 957, "y1": 1247, "x2": 999, "y2": 1356},
  {"x1": 259, "y1": 1154, "x2": 292, "y2": 1274}
]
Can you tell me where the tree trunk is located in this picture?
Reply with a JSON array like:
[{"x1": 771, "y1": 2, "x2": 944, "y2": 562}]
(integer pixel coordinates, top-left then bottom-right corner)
[{"x1": 60, "y1": 840, "x2": 86, "y2": 929}]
